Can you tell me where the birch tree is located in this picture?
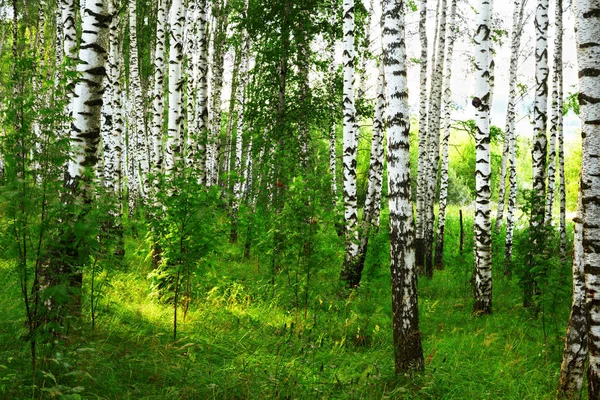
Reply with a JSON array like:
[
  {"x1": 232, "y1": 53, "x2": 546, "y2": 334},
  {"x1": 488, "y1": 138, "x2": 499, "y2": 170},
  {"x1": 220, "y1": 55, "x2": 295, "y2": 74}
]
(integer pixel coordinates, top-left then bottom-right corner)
[
  {"x1": 206, "y1": 0, "x2": 229, "y2": 186},
  {"x1": 195, "y1": 0, "x2": 209, "y2": 184},
  {"x1": 424, "y1": 0, "x2": 448, "y2": 276},
  {"x1": 556, "y1": 188, "x2": 587, "y2": 398},
  {"x1": 165, "y1": 0, "x2": 185, "y2": 176},
  {"x1": 381, "y1": 0, "x2": 424, "y2": 373},
  {"x1": 576, "y1": 0, "x2": 600, "y2": 395},
  {"x1": 544, "y1": 0, "x2": 563, "y2": 224},
  {"x1": 63, "y1": 0, "x2": 110, "y2": 298},
  {"x1": 356, "y1": 62, "x2": 386, "y2": 280},
  {"x1": 339, "y1": 0, "x2": 360, "y2": 288},
  {"x1": 150, "y1": 0, "x2": 168, "y2": 186},
  {"x1": 127, "y1": 0, "x2": 148, "y2": 206},
  {"x1": 526, "y1": 0, "x2": 549, "y2": 307},
  {"x1": 434, "y1": 0, "x2": 457, "y2": 269},
  {"x1": 503, "y1": 0, "x2": 526, "y2": 266},
  {"x1": 415, "y1": 0, "x2": 428, "y2": 272},
  {"x1": 230, "y1": 0, "x2": 249, "y2": 244},
  {"x1": 472, "y1": 0, "x2": 493, "y2": 315}
]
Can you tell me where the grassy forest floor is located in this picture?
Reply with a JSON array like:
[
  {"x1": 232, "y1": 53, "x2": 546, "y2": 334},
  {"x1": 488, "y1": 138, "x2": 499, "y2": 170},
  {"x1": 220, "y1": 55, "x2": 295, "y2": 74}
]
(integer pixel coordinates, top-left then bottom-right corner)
[{"x1": 0, "y1": 207, "x2": 576, "y2": 399}]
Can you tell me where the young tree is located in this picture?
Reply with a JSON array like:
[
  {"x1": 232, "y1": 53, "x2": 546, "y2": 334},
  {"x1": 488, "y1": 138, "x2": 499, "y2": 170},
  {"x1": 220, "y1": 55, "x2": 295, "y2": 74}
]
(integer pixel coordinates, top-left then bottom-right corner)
[
  {"x1": 381, "y1": 0, "x2": 424, "y2": 373},
  {"x1": 340, "y1": 0, "x2": 360, "y2": 287},
  {"x1": 472, "y1": 0, "x2": 493, "y2": 315}
]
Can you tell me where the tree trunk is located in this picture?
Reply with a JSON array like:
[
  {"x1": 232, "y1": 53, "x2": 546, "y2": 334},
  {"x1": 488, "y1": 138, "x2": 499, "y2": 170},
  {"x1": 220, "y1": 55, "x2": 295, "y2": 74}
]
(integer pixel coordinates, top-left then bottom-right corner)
[
  {"x1": 424, "y1": 0, "x2": 448, "y2": 278},
  {"x1": 355, "y1": 62, "x2": 386, "y2": 281},
  {"x1": 556, "y1": 187, "x2": 587, "y2": 399},
  {"x1": 150, "y1": 0, "x2": 168, "y2": 189},
  {"x1": 165, "y1": 0, "x2": 185, "y2": 176},
  {"x1": 575, "y1": 0, "x2": 600, "y2": 395},
  {"x1": 503, "y1": 0, "x2": 526, "y2": 267},
  {"x1": 206, "y1": 0, "x2": 229, "y2": 186},
  {"x1": 64, "y1": 0, "x2": 110, "y2": 306},
  {"x1": 128, "y1": 0, "x2": 148, "y2": 205},
  {"x1": 339, "y1": 0, "x2": 360, "y2": 288},
  {"x1": 545, "y1": 0, "x2": 563, "y2": 225},
  {"x1": 382, "y1": 0, "x2": 424, "y2": 373},
  {"x1": 415, "y1": 0, "x2": 428, "y2": 274},
  {"x1": 230, "y1": 0, "x2": 249, "y2": 244},
  {"x1": 434, "y1": 0, "x2": 457, "y2": 270},
  {"x1": 472, "y1": 0, "x2": 493, "y2": 315},
  {"x1": 525, "y1": 0, "x2": 549, "y2": 307},
  {"x1": 185, "y1": 0, "x2": 198, "y2": 169},
  {"x1": 196, "y1": 0, "x2": 209, "y2": 185}
]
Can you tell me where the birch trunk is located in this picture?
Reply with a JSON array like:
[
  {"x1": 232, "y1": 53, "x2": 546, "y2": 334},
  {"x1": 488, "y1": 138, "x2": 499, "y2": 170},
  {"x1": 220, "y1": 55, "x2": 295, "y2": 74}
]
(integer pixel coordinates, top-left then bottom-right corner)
[
  {"x1": 196, "y1": 0, "x2": 209, "y2": 184},
  {"x1": 128, "y1": 0, "x2": 148, "y2": 204},
  {"x1": 328, "y1": 0, "x2": 338, "y2": 206},
  {"x1": 102, "y1": 0, "x2": 123, "y2": 196},
  {"x1": 472, "y1": 0, "x2": 493, "y2": 315},
  {"x1": 525, "y1": 0, "x2": 549, "y2": 307},
  {"x1": 575, "y1": 0, "x2": 600, "y2": 395},
  {"x1": 424, "y1": 0, "x2": 448, "y2": 277},
  {"x1": 66, "y1": 2, "x2": 109, "y2": 192},
  {"x1": 504, "y1": 0, "x2": 526, "y2": 266},
  {"x1": 355, "y1": 62, "x2": 386, "y2": 282},
  {"x1": 230, "y1": 0, "x2": 249, "y2": 244},
  {"x1": 165, "y1": 0, "x2": 186, "y2": 176},
  {"x1": 339, "y1": 0, "x2": 360, "y2": 288},
  {"x1": 434, "y1": 0, "x2": 457, "y2": 269},
  {"x1": 556, "y1": 188, "x2": 587, "y2": 399},
  {"x1": 206, "y1": 0, "x2": 228, "y2": 186},
  {"x1": 415, "y1": 0, "x2": 428, "y2": 272},
  {"x1": 185, "y1": 0, "x2": 198, "y2": 168},
  {"x1": 150, "y1": 0, "x2": 168, "y2": 186},
  {"x1": 544, "y1": 0, "x2": 563, "y2": 225},
  {"x1": 381, "y1": 0, "x2": 424, "y2": 372}
]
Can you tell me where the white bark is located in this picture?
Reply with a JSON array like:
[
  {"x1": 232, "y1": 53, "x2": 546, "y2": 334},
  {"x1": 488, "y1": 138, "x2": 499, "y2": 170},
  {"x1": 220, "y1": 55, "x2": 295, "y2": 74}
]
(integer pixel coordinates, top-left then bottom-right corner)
[
  {"x1": 196, "y1": 0, "x2": 209, "y2": 184},
  {"x1": 472, "y1": 0, "x2": 493, "y2": 315},
  {"x1": 415, "y1": 0, "x2": 428, "y2": 269},
  {"x1": 503, "y1": 0, "x2": 526, "y2": 263},
  {"x1": 531, "y1": 0, "x2": 549, "y2": 224},
  {"x1": 340, "y1": 0, "x2": 360, "y2": 286},
  {"x1": 66, "y1": 0, "x2": 109, "y2": 193},
  {"x1": 544, "y1": 0, "x2": 563, "y2": 224},
  {"x1": 165, "y1": 0, "x2": 186, "y2": 176},
  {"x1": 424, "y1": 0, "x2": 448, "y2": 276},
  {"x1": 150, "y1": 0, "x2": 168, "y2": 181},
  {"x1": 434, "y1": 0, "x2": 457, "y2": 269},
  {"x1": 381, "y1": 0, "x2": 423, "y2": 373},
  {"x1": 101, "y1": 0, "x2": 123, "y2": 196},
  {"x1": 576, "y1": 0, "x2": 600, "y2": 395}
]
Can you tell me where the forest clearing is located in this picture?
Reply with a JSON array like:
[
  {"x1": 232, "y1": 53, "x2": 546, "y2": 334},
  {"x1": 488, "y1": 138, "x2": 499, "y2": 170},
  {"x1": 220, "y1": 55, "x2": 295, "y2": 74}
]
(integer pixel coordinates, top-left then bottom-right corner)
[{"x1": 0, "y1": 0, "x2": 599, "y2": 399}]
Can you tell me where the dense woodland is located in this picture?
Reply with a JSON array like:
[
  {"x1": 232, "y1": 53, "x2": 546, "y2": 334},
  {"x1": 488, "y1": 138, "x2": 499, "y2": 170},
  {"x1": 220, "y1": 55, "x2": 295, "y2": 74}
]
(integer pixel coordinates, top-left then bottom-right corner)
[{"x1": 0, "y1": 0, "x2": 599, "y2": 398}]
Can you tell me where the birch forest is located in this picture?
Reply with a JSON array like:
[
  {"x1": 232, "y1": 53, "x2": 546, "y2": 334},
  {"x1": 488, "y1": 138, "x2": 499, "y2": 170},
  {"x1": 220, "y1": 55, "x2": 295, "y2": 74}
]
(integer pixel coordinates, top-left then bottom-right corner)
[{"x1": 1, "y1": 0, "x2": 599, "y2": 398}]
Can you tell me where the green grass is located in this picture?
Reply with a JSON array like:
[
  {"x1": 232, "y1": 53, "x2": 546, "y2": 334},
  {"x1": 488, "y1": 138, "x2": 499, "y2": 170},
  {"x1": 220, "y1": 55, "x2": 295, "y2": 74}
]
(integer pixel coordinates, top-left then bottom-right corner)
[{"x1": 0, "y1": 207, "x2": 576, "y2": 399}]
